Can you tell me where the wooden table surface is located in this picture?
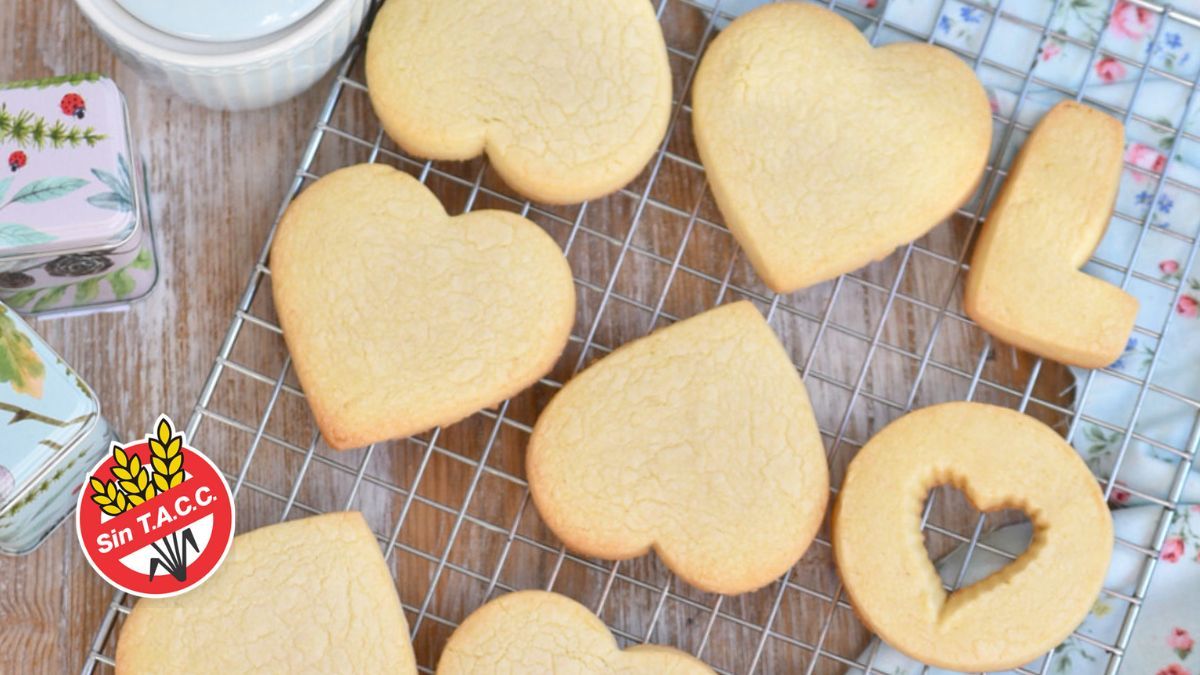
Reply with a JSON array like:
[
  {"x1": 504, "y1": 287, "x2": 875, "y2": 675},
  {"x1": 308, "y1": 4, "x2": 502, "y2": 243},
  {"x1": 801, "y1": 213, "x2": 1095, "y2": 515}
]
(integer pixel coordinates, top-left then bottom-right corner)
[
  {"x1": 0, "y1": 1, "x2": 1076, "y2": 673},
  {"x1": 0, "y1": 1, "x2": 334, "y2": 671}
]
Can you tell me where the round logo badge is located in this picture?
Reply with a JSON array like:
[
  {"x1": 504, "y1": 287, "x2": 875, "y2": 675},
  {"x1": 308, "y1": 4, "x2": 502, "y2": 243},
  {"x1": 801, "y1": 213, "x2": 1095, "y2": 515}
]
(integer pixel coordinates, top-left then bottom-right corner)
[{"x1": 76, "y1": 416, "x2": 234, "y2": 598}]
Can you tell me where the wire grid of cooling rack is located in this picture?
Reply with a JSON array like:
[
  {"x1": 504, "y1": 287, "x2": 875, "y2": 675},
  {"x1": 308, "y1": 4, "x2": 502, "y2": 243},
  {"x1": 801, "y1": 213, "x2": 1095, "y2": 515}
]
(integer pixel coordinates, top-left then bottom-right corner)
[{"x1": 82, "y1": 0, "x2": 1200, "y2": 673}]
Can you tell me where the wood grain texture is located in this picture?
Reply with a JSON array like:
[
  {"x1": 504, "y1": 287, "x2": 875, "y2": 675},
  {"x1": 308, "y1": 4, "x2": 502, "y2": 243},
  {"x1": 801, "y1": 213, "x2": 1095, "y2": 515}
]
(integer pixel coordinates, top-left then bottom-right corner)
[
  {"x1": 0, "y1": 1, "x2": 1074, "y2": 673},
  {"x1": 0, "y1": 1, "x2": 329, "y2": 672}
]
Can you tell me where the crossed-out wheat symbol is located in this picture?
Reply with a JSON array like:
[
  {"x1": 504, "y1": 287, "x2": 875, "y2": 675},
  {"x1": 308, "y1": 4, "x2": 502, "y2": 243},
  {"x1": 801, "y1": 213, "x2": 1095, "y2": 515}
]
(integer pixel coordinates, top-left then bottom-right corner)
[{"x1": 88, "y1": 418, "x2": 196, "y2": 582}]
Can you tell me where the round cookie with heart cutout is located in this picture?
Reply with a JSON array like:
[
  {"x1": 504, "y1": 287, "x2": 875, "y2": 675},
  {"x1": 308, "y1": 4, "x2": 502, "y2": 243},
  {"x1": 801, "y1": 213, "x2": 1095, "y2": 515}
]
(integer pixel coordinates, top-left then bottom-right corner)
[
  {"x1": 366, "y1": 0, "x2": 672, "y2": 205},
  {"x1": 270, "y1": 163, "x2": 576, "y2": 450},
  {"x1": 692, "y1": 2, "x2": 992, "y2": 293},
  {"x1": 832, "y1": 402, "x2": 1113, "y2": 671}
]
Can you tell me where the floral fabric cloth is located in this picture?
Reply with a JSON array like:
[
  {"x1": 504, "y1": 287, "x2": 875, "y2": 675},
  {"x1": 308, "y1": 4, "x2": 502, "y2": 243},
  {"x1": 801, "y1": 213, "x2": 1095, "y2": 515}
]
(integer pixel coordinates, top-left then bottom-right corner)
[
  {"x1": 689, "y1": 0, "x2": 1200, "y2": 502},
  {"x1": 847, "y1": 504, "x2": 1200, "y2": 675},
  {"x1": 686, "y1": 1, "x2": 1200, "y2": 671}
]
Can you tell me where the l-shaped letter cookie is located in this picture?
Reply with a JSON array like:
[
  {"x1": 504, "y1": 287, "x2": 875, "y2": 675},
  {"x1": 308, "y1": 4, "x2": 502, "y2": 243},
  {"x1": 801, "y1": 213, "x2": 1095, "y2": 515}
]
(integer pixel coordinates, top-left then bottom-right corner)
[
  {"x1": 527, "y1": 301, "x2": 828, "y2": 595},
  {"x1": 965, "y1": 101, "x2": 1138, "y2": 368}
]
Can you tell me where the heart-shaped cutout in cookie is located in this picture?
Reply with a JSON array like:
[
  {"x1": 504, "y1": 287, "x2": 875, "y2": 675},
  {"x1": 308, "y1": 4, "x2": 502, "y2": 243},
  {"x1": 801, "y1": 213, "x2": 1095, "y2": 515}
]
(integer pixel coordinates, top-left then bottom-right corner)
[
  {"x1": 438, "y1": 591, "x2": 713, "y2": 674},
  {"x1": 271, "y1": 164, "x2": 575, "y2": 450},
  {"x1": 365, "y1": 0, "x2": 672, "y2": 205},
  {"x1": 528, "y1": 301, "x2": 829, "y2": 595},
  {"x1": 692, "y1": 2, "x2": 993, "y2": 293}
]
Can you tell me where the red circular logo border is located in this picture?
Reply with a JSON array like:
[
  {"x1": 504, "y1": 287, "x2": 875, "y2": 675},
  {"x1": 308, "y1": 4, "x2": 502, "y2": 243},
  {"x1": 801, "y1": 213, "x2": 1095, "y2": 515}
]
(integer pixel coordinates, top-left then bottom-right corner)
[{"x1": 75, "y1": 426, "x2": 235, "y2": 599}]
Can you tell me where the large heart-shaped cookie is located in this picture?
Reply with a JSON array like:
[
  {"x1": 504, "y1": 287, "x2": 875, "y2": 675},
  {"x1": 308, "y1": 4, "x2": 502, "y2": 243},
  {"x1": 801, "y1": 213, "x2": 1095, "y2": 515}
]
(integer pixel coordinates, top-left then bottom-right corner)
[
  {"x1": 692, "y1": 2, "x2": 993, "y2": 293},
  {"x1": 527, "y1": 301, "x2": 828, "y2": 595},
  {"x1": 271, "y1": 164, "x2": 575, "y2": 450},
  {"x1": 365, "y1": 0, "x2": 672, "y2": 205},
  {"x1": 438, "y1": 591, "x2": 712, "y2": 674},
  {"x1": 117, "y1": 513, "x2": 417, "y2": 674}
]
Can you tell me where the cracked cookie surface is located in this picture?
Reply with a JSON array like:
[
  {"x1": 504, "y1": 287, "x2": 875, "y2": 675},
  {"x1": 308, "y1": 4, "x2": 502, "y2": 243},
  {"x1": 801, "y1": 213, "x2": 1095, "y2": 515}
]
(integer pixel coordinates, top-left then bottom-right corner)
[
  {"x1": 692, "y1": 2, "x2": 992, "y2": 292},
  {"x1": 116, "y1": 512, "x2": 416, "y2": 674},
  {"x1": 366, "y1": 0, "x2": 672, "y2": 205},
  {"x1": 437, "y1": 591, "x2": 712, "y2": 674},
  {"x1": 527, "y1": 301, "x2": 828, "y2": 595},
  {"x1": 271, "y1": 163, "x2": 575, "y2": 450}
]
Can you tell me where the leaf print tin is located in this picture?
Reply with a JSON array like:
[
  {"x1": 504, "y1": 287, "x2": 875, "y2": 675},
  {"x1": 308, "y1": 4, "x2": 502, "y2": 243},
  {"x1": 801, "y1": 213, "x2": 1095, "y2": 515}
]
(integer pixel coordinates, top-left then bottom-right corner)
[
  {"x1": 0, "y1": 303, "x2": 117, "y2": 554},
  {"x1": 0, "y1": 73, "x2": 158, "y2": 316}
]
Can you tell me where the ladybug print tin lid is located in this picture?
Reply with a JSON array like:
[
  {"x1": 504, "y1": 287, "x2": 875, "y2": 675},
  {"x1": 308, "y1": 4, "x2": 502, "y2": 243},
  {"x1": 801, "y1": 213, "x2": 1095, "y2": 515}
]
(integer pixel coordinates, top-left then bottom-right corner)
[{"x1": 0, "y1": 74, "x2": 141, "y2": 259}]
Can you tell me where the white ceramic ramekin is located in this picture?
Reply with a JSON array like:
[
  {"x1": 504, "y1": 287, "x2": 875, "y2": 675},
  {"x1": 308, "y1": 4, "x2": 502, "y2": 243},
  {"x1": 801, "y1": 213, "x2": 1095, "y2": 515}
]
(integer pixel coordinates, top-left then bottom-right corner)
[{"x1": 73, "y1": 0, "x2": 369, "y2": 111}]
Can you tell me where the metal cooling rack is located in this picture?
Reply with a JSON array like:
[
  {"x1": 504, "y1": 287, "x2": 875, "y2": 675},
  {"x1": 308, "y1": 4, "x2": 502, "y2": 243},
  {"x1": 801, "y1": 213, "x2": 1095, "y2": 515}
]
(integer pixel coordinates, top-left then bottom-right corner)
[{"x1": 83, "y1": 0, "x2": 1200, "y2": 673}]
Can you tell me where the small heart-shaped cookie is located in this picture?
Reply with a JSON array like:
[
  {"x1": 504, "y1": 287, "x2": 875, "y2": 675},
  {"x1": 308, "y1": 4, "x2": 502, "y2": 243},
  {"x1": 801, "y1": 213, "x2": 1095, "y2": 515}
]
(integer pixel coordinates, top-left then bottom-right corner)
[
  {"x1": 437, "y1": 591, "x2": 713, "y2": 674},
  {"x1": 117, "y1": 513, "x2": 417, "y2": 674},
  {"x1": 271, "y1": 164, "x2": 575, "y2": 450},
  {"x1": 366, "y1": 0, "x2": 672, "y2": 205},
  {"x1": 527, "y1": 301, "x2": 828, "y2": 595},
  {"x1": 693, "y1": 2, "x2": 992, "y2": 292}
]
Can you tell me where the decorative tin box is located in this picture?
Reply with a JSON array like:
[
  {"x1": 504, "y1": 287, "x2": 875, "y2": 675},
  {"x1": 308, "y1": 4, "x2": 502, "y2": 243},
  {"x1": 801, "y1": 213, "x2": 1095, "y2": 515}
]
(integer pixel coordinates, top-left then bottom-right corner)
[
  {"x1": 0, "y1": 303, "x2": 116, "y2": 554},
  {"x1": 0, "y1": 73, "x2": 158, "y2": 316}
]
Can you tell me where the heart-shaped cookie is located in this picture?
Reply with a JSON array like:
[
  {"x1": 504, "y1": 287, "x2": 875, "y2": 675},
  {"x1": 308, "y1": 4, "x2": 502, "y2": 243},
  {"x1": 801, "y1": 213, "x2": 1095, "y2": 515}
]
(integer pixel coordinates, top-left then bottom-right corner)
[
  {"x1": 271, "y1": 164, "x2": 575, "y2": 450},
  {"x1": 437, "y1": 591, "x2": 713, "y2": 674},
  {"x1": 527, "y1": 301, "x2": 828, "y2": 595},
  {"x1": 365, "y1": 0, "x2": 672, "y2": 205},
  {"x1": 117, "y1": 512, "x2": 417, "y2": 674},
  {"x1": 692, "y1": 2, "x2": 992, "y2": 293}
]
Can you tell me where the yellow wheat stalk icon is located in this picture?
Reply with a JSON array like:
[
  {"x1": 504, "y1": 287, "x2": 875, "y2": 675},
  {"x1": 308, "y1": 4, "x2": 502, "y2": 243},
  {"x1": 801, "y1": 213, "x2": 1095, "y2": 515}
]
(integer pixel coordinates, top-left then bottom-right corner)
[
  {"x1": 87, "y1": 417, "x2": 198, "y2": 582},
  {"x1": 111, "y1": 444, "x2": 154, "y2": 507},
  {"x1": 149, "y1": 418, "x2": 185, "y2": 493},
  {"x1": 87, "y1": 477, "x2": 128, "y2": 517},
  {"x1": 88, "y1": 418, "x2": 186, "y2": 514}
]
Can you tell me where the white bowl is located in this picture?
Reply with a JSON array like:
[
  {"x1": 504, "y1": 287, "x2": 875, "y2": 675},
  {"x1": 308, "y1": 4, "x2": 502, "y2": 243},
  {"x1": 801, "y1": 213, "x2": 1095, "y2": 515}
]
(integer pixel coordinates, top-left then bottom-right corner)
[
  {"x1": 113, "y1": 0, "x2": 328, "y2": 42},
  {"x1": 73, "y1": 0, "x2": 369, "y2": 111}
]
